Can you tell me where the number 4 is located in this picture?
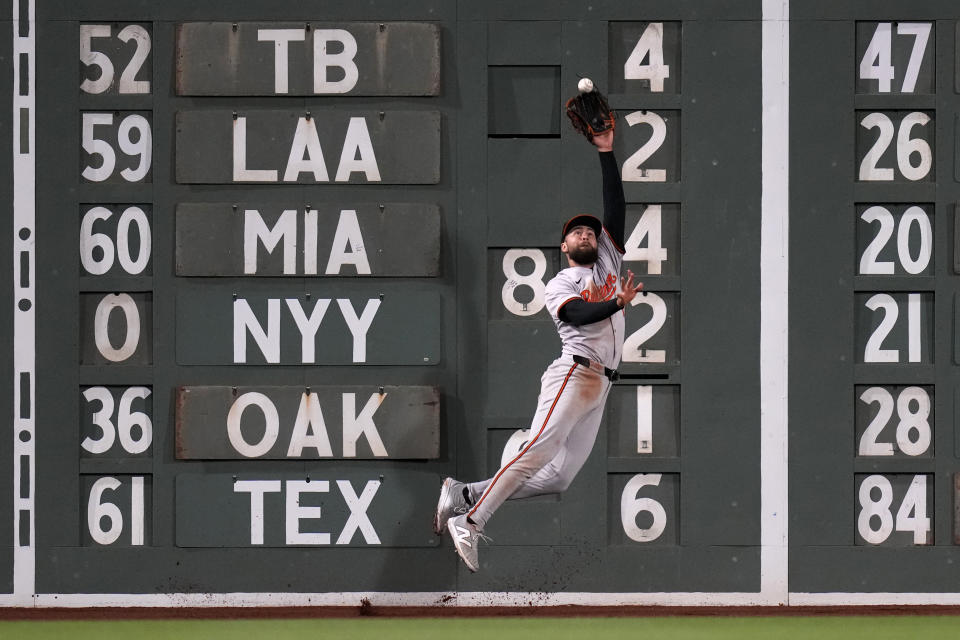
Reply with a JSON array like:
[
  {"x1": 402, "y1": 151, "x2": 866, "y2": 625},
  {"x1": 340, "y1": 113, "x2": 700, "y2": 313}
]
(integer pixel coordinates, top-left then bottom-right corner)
[
  {"x1": 624, "y1": 23, "x2": 670, "y2": 92},
  {"x1": 625, "y1": 205, "x2": 668, "y2": 274}
]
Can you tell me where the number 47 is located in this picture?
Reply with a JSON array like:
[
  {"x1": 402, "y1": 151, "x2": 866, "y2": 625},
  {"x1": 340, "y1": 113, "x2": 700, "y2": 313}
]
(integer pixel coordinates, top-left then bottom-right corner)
[{"x1": 859, "y1": 22, "x2": 931, "y2": 93}]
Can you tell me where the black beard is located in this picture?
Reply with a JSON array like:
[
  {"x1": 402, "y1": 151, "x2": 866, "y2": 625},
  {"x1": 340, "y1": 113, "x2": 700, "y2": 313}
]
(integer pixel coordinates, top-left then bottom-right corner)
[{"x1": 567, "y1": 244, "x2": 598, "y2": 265}]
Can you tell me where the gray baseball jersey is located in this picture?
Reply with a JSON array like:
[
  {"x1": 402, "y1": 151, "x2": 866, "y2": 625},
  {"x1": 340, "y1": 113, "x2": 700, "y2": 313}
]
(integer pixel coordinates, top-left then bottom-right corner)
[
  {"x1": 452, "y1": 151, "x2": 628, "y2": 540},
  {"x1": 544, "y1": 229, "x2": 625, "y2": 370}
]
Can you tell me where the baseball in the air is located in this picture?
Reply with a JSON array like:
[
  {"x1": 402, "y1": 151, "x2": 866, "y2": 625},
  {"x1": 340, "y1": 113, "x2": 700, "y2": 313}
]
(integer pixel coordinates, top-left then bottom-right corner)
[{"x1": 578, "y1": 78, "x2": 594, "y2": 93}]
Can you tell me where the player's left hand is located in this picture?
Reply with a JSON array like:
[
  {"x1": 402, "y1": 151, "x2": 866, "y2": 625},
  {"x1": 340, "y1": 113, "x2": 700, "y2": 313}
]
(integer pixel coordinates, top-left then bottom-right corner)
[
  {"x1": 616, "y1": 270, "x2": 642, "y2": 308},
  {"x1": 592, "y1": 129, "x2": 614, "y2": 152}
]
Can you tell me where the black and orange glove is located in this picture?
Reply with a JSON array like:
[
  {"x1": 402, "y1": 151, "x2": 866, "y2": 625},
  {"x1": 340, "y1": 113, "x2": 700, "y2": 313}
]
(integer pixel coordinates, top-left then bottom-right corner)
[{"x1": 565, "y1": 83, "x2": 615, "y2": 141}]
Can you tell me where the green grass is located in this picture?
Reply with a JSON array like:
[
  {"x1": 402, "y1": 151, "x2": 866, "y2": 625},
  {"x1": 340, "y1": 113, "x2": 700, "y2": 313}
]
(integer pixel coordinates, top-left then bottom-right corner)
[{"x1": 2, "y1": 616, "x2": 960, "y2": 640}]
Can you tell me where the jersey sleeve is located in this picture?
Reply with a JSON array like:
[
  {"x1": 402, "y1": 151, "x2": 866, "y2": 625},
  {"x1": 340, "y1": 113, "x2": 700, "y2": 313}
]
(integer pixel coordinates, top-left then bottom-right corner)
[
  {"x1": 597, "y1": 227, "x2": 624, "y2": 274},
  {"x1": 545, "y1": 273, "x2": 583, "y2": 320}
]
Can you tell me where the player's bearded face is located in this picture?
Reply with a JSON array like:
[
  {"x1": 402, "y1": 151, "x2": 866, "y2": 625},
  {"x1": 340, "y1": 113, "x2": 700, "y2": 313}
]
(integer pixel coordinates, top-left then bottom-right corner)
[
  {"x1": 564, "y1": 228, "x2": 598, "y2": 265},
  {"x1": 568, "y1": 243, "x2": 598, "y2": 264}
]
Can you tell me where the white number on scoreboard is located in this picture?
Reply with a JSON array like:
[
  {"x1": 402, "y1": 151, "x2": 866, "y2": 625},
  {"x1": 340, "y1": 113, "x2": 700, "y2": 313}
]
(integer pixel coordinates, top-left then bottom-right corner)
[
  {"x1": 83, "y1": 475, "x2": 150, "y2": 546},
  {"x1": 80, "y1": 24, "x2": 151, "y2": 94},
  {"x1": 856, "y1": 386, "x2": 932, "y2": 457},
  {"x1": 857, "y1": 205, "x2": 932, "y2": 275},
  {"x1": 856, "y1": 474, "x2": 931, "y2": 545},
  {"x1": 80, "y1": 205, "x2": 152, "y2": 276},
  {"x1": 857, "y1": 22, "x2": 932, "y2": 94},
  {"x1": 857, "y1": 111, "x2": 933, "y2": 182},
  {"x1": 81, "y1": 386, "x2": 153, "y2": 456},
  {"x1": 81, "y1": 112, "x2": 153, "y2": 183},
  {"x1": 860, "y1": 292, "x2": 931, "y2": 364}
]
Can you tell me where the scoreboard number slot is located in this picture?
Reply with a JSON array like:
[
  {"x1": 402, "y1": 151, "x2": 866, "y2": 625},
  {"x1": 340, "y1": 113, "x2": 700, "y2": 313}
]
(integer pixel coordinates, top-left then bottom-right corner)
[
  {"x1": 857, "y1": 292, "x2": 932, "y2": 364},
  {"x1": 623, "y1": 23, "x2": 671, "y2": 92},
  {"x1": 81, "y1": 386, "x2": 153, "y2": 456},
  {"x1": 81, "y1": 112, "x2": 153, "y2": 183},
  {"x1": 80, "y1": 24, "x2": 152, "y2": 95},
  {"x1": 857, "y1": 111, "x2": 933, "y2": 182},
  {"x1": 857, "y1": 204, "x2": 932, "y2": 275},
  {"x1": 80, "y1": 205, "x2": 152, "y2": 276},
  {"x1": 622, "y1": 292, "x2": 679, "y2": 365},
  {"x1": 621, "y1": 474, "x2": 667, "y2": 541},
  {"x1": 622, "y1": 110, "x2": 668, "y2": 182},
  {"x1": 82, "y1": 474, "x2": 151, "y2": 547},
  {"x1": 609, "y1": 21, "x2": 681, "y2": 94},
  {"x1": 856, "y1": 385, "x2": 932, "y2": 457},
  {"x1": 609, "y1": 472, "x2": 678, "y2": 545},
  {"x1": 501, "y1": 249, "x2": 547, "y2": 317},
  {"x1": 857, "y1": 22, "x2": 933, "y2": 94},
  {"x1": 607, "y1": 385, "x2": 680, "y2": 457},
  {"x1": 624, "y1": 204, "x2": 680, "y2": 276},
  {"x1": 856, "y1": 474, "x2": 932, "y2": 545},
  {"x1": 80, "y1": 292, "x2": 153, "y2": 365}
]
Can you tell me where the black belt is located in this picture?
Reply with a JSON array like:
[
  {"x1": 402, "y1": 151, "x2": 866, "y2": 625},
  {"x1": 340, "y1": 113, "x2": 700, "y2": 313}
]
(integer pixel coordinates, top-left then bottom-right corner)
[{"x1": 572, "y1": 355, "x2": 619, "y2": 381}]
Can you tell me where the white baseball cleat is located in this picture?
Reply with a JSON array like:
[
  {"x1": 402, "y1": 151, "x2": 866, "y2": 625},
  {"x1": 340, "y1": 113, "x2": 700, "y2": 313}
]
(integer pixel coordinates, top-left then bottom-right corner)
[
  {"x1": 447, "y1": 513, "x2": 489, "y2": 573},
  {"x1": 433, "y1": 477, "x2": 469, "y2": 536}
]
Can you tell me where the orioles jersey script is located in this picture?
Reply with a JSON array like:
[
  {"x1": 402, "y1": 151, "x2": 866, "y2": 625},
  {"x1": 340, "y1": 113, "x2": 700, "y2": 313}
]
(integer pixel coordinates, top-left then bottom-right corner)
[{"x1": 545, "y1": 229, "x2": 625, "y2": 370}]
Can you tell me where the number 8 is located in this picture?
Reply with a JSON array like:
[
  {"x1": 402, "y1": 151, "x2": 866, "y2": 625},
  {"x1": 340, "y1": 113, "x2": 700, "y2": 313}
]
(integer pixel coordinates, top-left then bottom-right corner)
[
  {"x1": 857, "y1": 475, "x2": 894, "y2": 544},
  {"x1": 502, "y1": 249, "x2": 546, "y2": 316}
]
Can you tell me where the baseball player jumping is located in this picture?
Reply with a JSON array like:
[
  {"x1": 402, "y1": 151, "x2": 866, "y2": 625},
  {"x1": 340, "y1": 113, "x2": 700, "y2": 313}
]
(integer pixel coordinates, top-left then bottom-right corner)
[{"x1": 434, "y1": 124, "x2": 641, "y2": 572}]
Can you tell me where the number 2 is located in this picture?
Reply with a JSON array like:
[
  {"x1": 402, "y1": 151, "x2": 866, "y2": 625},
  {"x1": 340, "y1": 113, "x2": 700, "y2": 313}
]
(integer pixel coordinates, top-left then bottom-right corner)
[
  {"x1": 622, "y1": 292, "x2": 667, "y2": 363},
  {"x1": 622, "y1": 111, "x2": 667, "y2": 182}
]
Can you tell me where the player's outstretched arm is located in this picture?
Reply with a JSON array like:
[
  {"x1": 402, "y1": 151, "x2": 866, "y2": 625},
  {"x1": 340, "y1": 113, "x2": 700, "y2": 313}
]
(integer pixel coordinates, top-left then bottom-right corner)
[
  {"x1": 558, "y1": 271, "x2": 642, "y2": 325},
  {"x1": 592, "y1": 131, "x2": 625, "y2": 251}
]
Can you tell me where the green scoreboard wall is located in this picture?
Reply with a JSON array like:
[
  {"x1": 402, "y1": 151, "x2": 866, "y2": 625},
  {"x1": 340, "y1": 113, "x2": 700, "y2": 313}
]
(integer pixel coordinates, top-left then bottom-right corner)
[
  {"x1": 0, "y1": 0, "x2": 958, "y2": 607},
  {"x1": 791, "y1": 1, "x2": 960, "y2": 599}
]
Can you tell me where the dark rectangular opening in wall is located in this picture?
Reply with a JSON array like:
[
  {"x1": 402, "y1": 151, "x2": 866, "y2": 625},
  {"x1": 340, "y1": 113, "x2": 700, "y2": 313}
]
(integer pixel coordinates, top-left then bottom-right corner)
[
  {"x1": 19, "y1": 250, "x2": 29, "y2": 288},
  {"x1": 19, "y1": 108, "x2": 29, "y2": 153},
  {"x1": 488, "y1": 66, "x2": 561, "y2": 137},
  {"x1": 18, "y1": 510, "x2": 30, "y2": 546},
  {"x1": 19, "y1": 53, "x2": 28, "y2": 96},
  {"x1": 19, "y1": 372, "x2": 30, "y2": 419},
  {"x1": 18, "y1": 0, "x2": 28, "y2": 37},
  {"x1": 19, "y1": 455, "x2": 30, "y2": 499}
]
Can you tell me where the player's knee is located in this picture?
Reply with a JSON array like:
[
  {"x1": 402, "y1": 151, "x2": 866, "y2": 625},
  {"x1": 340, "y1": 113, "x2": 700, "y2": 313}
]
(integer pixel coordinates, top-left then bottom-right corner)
[{"x1": 511, "y1": 446, "x2": 560, "y2": 476}]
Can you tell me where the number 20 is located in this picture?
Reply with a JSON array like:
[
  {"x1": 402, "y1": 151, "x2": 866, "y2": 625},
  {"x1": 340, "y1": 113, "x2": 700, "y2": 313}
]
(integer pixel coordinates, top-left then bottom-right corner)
[{"x1": 859, "y1": 206, "x2": 931, "y2": 275}]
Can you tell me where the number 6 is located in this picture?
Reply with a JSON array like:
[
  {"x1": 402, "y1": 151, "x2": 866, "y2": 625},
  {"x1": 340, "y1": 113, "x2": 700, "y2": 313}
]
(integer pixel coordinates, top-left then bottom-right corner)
[{"x1": 621, "y1": 473, "x2": 667, "y2": 542}]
